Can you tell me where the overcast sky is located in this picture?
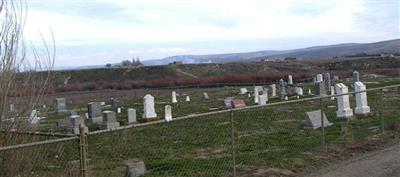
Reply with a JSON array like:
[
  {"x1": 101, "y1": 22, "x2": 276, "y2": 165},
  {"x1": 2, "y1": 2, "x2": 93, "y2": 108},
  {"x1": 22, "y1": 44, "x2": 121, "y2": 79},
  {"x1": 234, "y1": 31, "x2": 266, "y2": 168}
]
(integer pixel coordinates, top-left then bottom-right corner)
[{"x1": 24, "y1": 0, "x2": 399, "y2": 67}]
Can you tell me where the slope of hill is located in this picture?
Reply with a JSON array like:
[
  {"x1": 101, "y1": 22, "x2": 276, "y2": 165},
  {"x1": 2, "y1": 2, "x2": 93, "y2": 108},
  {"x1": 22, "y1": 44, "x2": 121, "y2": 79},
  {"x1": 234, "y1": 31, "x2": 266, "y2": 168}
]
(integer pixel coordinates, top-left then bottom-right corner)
[
  {"x1": 142, "y1": 39, "x2": 399, "y2": 65},
  {"x1": 48, "y1": 57, "x2": 399, "y2": 88}
]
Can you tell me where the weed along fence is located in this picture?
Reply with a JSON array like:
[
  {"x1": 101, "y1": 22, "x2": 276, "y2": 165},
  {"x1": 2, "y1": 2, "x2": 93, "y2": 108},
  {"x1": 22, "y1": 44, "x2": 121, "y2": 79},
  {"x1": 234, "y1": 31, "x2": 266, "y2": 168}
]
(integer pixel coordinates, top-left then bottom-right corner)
[{"x1": 0, "y1": 85, "x2": 399, "y2": 177}]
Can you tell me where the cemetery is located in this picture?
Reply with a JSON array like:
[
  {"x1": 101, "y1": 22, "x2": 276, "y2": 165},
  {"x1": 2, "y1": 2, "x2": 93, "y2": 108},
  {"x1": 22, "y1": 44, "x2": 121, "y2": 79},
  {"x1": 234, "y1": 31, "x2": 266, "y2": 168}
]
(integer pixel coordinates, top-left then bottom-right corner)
[{"x1": 0, "y1": 73, "x2": 400, "y2": 177}]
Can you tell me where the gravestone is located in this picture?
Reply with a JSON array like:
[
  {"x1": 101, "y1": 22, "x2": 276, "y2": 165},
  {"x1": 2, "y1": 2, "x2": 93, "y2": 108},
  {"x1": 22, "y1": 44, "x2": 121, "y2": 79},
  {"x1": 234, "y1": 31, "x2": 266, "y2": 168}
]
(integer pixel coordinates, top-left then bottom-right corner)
[
  {"x1": 10, "y1": 104, "x2": 15, "y2": 112},
  {"x1": 203, "y1": 92, "x2": 209, "y2": 100},
  {"x1": 69, "y1": 115, "x2": 88, "y2": 134},
  {"x1": 186, "y1": 96, "x2": 190, "y2": 102},
  {"x1": 143, "y1": 94, "x2": 157, "y2": 119},
  {"x1": 333, "y1": 75, "x2": 339, "y2": 81},
  {"x1": 258, "y1": 93, "x2": 268, "y2": 105},
  {"x1": 172, "y1": 91, "x2": 178, "y2": 103},
  {"x1": 254, "y1": 86, "x2": 263, "y2": 104},
  {"x1": 284, "y1": 96, "x2": 288, "y2": 101},
  {"x1": 279, "y1": 79, "x2": 286, "y2": 100},
  {"x1": 295, "y1": 87, "x2": 303, "y2": 96},
  {"x1": 100, "y1": 102, "x2": 106, "y2": 106},
  {"x1": 324, "y1": 73, "x2": 331, "y2": 92},
  {"x1": 28, "y1": 109, "x2": 39, "y2": 124},
  {"x1": 224, "y1": 97, "x2": 234, "y2": 108},
  {"x1": 127, "y1": 108, "x2": 137, "y2": 123},
  {"x1": 248, "y1": 93, "x2": 251, "y2": 98},
  {"x1": 101, "y1": 111, "x2": 120, "y2": 129},
  {"x1": 288, "y1": 75, "x2": 293, "y2": 85},
  {"x1": 125, "y1": 159, "x2": 146, "y2": 177},
  {"x1": 335, "y1": 83, "x2": 353, "y2": 118},
  {"x1": 56, "y1": 120, "x2": 65, "y2": 127},
  {"x1": 231, "y1": 99, "x2": 246, "y2": 108},
  {"x1": 352, "y1": 71, "x2": 360, "y2": 82},
  {"x1": 117, "y1": 107, "x2": 121, "y2": 114},
  {"x1": 239, "y1": 88, "x2": 248, "y2": 95},
  {"x1": 270, "y1": 84, "x2": 277, "y2": 97},
  {"x1": 330, "y1": 86, "x2": 335, "y2": 100},
  {"x1": 315, "y1": 81, "x2": 326, "y2": 96},
  {"x1": 55, "y1": 98, "x2": 69, "y2": 115},
  {"x1": 302, "y1": 110, "x2": 333, "y2": 129},
  {"x1": 308, "y1": 89, "x2": 312, "y2": 95},
  {"x1": 354, "y1": 82, "x2": 370, "y2": 115},
  {"x1": 88, "y1": 102, "x2": 102, "y2": 124},
  {"x1": 316, "y1": 74, "x2": 323, "y2": 82},
  {"x1": 111, "y1": 98, "x2": 121, "y2": 108},
  {"x1": 164, "y1": 105, "x2": 172, "y2": 122}
]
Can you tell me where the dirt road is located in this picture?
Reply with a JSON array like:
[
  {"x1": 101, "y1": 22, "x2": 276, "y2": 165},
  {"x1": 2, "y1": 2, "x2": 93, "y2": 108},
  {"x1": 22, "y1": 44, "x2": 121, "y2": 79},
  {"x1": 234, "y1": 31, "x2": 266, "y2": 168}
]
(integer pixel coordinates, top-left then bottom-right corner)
[{"x1": 306, "y1": 144, "x2": 400, "y2": 177}]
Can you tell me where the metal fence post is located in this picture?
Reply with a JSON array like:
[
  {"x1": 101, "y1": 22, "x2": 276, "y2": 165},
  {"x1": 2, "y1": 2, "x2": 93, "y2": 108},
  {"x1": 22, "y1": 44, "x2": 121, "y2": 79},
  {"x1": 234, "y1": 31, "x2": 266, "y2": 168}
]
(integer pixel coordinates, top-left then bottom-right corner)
[
  {"x1": 79, "y1": 124, "x2": 89, "y2": 177},
  {"x1": 229, "y1": 110, "x2": 236, "y2": 177},
  {"x1": 379, "y1": 89, "x2": 384, "y2": 134},
  {"x1": 320, "y1": 97, "x2": 326, "y2": 152}
]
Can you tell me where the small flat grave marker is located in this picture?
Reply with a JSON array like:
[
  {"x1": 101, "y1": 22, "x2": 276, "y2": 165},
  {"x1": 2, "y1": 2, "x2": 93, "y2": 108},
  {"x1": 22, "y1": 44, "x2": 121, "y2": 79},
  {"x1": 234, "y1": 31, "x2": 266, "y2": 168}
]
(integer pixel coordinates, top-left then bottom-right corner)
[
  {"x1": 231, "y1": 99, "x2": 246, "y2": 108},
  {"x1": 302, "y1": 110, "x2": 333, "y2": 130}
]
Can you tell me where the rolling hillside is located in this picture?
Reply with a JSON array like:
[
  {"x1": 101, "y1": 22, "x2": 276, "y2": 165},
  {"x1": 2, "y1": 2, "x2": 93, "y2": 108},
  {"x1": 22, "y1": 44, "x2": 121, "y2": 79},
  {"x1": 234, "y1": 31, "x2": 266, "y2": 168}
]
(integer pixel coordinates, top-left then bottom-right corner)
[{"x1": 143, "y1": 39, "x2": 399, "y2": 65}]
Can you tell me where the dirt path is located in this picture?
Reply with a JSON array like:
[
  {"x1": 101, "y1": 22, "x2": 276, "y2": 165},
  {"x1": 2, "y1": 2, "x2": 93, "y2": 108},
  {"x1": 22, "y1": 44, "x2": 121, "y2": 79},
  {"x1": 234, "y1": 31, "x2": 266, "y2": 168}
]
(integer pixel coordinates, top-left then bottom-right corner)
[
  {"x1": 175, "y1": 68, "x2": 198, "y2": 78},
  {"x1": 306, "y1": 144, "x2": 400, "y2": 177}
]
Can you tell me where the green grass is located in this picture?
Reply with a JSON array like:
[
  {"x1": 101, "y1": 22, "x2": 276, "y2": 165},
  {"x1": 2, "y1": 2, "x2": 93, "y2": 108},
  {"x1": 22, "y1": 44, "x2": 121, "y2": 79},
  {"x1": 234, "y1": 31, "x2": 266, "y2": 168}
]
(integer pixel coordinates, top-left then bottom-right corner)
[{"x1": 1, "y1": 77, "x2": 399, "y2": 176}]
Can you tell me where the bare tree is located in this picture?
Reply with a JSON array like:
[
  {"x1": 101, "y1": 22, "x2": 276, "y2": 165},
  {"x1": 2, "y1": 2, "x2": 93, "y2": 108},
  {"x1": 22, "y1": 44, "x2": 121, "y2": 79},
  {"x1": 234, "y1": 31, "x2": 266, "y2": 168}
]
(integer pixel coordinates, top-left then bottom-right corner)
[
  {"x1": 0, "y1": 0, "x2": 54, "y2": 141},
  {"x1": 0, "y1": 0, "x2": 55, "y2": 176}
]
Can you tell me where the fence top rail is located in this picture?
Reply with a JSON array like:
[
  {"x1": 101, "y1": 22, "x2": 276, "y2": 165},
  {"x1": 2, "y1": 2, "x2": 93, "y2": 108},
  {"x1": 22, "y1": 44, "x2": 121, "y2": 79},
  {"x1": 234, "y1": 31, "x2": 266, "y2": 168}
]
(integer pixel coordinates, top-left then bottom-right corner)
[
  {"x1": 1, "y1": 84, "x2": 398, "y2": 151},
  {"x1": 0, "y1": 136, "x2": 78, "y2": 152}
]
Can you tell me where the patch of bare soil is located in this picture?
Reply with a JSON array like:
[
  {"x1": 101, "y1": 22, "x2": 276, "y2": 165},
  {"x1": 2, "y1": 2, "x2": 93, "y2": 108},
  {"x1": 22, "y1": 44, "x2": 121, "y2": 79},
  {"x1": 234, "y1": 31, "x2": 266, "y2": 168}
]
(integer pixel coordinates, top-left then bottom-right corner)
[
  {"x1": 237, "y1": 165, "x2": 295, "y2": 177},
  {"x1": 192, "y1": 147, "x2": 227, "y2": 159}
]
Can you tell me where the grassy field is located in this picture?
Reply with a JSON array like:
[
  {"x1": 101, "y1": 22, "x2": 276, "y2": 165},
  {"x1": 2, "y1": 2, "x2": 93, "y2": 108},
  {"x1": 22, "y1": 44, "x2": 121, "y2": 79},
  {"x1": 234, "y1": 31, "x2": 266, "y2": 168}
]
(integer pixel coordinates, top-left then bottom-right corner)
[{"x1": 1, "y1": 76, "x2": 399, "y2": 177}]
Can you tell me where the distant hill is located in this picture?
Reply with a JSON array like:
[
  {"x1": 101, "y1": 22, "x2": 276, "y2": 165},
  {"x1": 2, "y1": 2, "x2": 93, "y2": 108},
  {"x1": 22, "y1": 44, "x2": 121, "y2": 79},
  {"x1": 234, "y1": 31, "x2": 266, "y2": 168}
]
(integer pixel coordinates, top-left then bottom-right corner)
[{"x1": 142, "y1": 39, "x2": 400, "y2": 65}]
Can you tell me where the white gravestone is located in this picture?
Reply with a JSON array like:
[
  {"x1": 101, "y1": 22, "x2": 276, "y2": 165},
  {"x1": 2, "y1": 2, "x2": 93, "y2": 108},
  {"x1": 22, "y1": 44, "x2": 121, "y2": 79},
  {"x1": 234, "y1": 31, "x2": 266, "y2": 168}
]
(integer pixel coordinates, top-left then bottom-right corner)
[
  {"x1": 302, "y1": 110, "x2": 333, "y2": 129},
  {"x1": 335, "y1": 83, "x2": 353, "y2": 118},
  {"x1": 308, "y1": 88, "x2": 312, "y2": 95},
  {"x1": 330, "y1": 86, "x2": 335, "y2": 100},
  {"x1": 203, "y1": 92, "x2": 209, "y2": 99},
  {"x1": 316, "y1": 74, "x2": 323, "y2": 82},
  {"x1": 127, "y1": 108, "x2": 137, "y2": 123},
  {"x1": 10, "y1": 104, "x2": 15, "y2": 112},
  {"x1": 258, "y1": 92, "x2": 268, "y2": 105},
  {"x1": 164, "y1": 105, "x2": 172, "y2": 122},
  {"x1": 143, "y1": 94, "x2": 157, "y2": 119},
  {"x1": 101, "y1": 111, "x2": 120, "y2": 129},
  {"x1": 239, "y1": 88, "x2": 248, "y2": 95},
  {"x1": 284, "y1": 96, "x2": 288, "y2": 101},
  {"x1": 172, "y1": 91, "x2": 178, "y2": 103},
  {"x1": 354, "y1": 82, "x2": 370, "y2": 115},
  {"x1": 295, "y1": 87, "x2": 303, "y2": 96},
  {"x1": 270, "y1": 84, "x2": 277, "y2": 97},
  {"x1": 288, "y1": 75, "x2": 293, "y2": 85},
  {"x1": 117, "y1": 107, "x2": 121, "y2": 114},
  {"x1": 28, "y1": 109, "x2": 39, "y2": 124},
  {"x1": 185, "y1": 96, "x2": 190, "y2": 102},
  {"x1": 254, "y1": 86, "x2": 263, "y2": 104}
]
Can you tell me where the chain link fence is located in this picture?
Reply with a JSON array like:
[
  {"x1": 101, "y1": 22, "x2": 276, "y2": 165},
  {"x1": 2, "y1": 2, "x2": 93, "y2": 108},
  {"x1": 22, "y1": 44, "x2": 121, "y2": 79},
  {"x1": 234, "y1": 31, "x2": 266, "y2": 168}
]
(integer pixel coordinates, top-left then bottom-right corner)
[{"x1": 0, "y1": 85, "x2": 399, "y2": 177}]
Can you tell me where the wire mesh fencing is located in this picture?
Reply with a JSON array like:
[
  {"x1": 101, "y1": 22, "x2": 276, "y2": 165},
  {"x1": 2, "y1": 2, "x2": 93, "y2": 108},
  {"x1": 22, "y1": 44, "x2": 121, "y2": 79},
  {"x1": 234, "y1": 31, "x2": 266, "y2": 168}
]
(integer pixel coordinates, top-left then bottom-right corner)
[{"x1": 0, "y1": 85, "x2": 399, "y2": 177}]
